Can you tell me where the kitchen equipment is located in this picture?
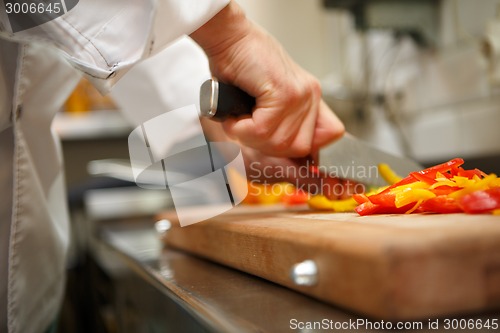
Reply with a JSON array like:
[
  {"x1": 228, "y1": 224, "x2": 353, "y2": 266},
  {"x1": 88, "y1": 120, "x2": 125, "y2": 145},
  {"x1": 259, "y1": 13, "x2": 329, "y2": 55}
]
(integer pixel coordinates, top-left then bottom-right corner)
[
  {"x1": 318, "y1": 133, "x2": 421, "y2": 186},
  {"x1": 199, "y1": 78, "x2": 422, "y2": 186},
  {"x1": 158, "y1": 208, "x2": 500, "y2": 320},
  {"x1": 199, "y1": 78, "x2": 255, "y2": 120}
]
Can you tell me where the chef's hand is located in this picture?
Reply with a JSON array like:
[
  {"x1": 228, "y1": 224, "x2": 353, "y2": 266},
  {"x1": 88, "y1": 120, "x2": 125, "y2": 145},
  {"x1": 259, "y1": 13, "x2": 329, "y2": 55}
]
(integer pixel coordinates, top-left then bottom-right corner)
[
  {"x1": 201, "y1": 119, "x2": 363, "y2": 200},
  {"x1": 190, "y1": 1, "x2": 344, "y2": 158},
  {"x1": 241, "y1": 146, "x2": 364, "y2": 200}
]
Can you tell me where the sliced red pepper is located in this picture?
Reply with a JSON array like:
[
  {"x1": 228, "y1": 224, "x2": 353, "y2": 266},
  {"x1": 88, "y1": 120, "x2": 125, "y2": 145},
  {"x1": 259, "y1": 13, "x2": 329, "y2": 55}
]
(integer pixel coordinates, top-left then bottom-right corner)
[
  {"x1": 431, "y1": 186, "x2": 461, "y2": 196},
  {"x1": 355, "y1": 201, "x2": 415, "y2": 216},
  {"x1": 418, "y1": 158, "x2": 464, "y2": 178},
  {"x1": 368, "y1": 192, "x2": 397, "y2": 207},
  {"x1": 353, "y1": 193, "x2": 370, "y2": 204},
  {"x1": 308, "y1": 165, "x2": 321, "y2": 176},
  {"x1": 459, "y1": 188, "x2": 500, "y2": 214},
  {"x1": 456, "y1": 168, "x2": 486, "y2": 179},
  {"x1": 419, "y1": 195, "x2": 462, "y2": 214},
  {"x1": 410, "y1": 172, "x2": 436, "y2": 185},
  {"x1": 451, "y1": 166, "x2": 461, "y2": 177},
  {"x1": 353, "y1": 158, "x2": 500, "y2": 216},
  {"x1": 283, "y1": 189, "x2": 309, "y2": 205},
  {"x1": 355, "y1": 201, "x2": 380, "y2": 215},
  {"x1": 368, "y1": 175, "x2": 415, "y2": 206},
  {"x1": 368, "y1": 158, "x2": 464, "y2": 207}
]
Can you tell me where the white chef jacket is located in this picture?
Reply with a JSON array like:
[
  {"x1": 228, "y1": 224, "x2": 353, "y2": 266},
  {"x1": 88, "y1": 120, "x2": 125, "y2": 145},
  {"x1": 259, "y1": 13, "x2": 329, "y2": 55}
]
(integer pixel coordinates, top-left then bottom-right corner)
[{"x1": 0, "y1": 1, "x2": 229, "y2": 332}]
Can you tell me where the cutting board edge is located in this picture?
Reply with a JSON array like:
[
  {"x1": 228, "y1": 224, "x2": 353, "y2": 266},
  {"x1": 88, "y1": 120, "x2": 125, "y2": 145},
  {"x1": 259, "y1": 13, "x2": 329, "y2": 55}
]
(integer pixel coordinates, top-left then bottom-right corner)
[{"x1": 160, "y1": 210, "x2": 500, "y2": 320}]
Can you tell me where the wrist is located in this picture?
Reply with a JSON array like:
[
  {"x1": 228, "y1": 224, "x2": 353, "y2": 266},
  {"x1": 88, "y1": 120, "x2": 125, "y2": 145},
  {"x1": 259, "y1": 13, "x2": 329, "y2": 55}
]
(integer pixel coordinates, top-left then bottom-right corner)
[{"x1": 190, "y1": 1, "x2": 251, "y2": 58}]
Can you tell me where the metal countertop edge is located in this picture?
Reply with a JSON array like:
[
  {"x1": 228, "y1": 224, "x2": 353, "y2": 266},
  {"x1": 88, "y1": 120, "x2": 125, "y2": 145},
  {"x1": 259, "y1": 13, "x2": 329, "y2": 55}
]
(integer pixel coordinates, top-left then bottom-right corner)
[{"x1": 95, "y1": 232, "x2": 260, "y2": 333}]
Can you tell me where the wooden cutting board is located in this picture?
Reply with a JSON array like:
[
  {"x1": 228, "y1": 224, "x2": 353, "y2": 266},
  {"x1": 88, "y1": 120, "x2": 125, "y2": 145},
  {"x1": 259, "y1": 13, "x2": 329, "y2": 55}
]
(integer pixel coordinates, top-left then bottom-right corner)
[{"x1": 158, "y1": 207, "x2": 500, "y2": 320}]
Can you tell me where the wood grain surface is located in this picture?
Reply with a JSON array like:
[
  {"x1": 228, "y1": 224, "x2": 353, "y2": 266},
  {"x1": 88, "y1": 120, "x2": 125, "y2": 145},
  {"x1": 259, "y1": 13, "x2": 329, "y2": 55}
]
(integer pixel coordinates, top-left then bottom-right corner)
[{"x1": 158, "y1": 207, "x2": 500, "y2": 320}]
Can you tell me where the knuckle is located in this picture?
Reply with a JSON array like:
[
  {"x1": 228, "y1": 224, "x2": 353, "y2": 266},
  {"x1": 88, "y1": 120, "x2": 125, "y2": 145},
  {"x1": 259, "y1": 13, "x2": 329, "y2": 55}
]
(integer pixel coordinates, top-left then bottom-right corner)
[
  {"x1": 268, "y1": 134, "x2": 300, "y2": 155},
  {"x1": 279, "y1": 139, "x2": 295, "y2": 152},
  {"x1": 291, "y1": 141, "x2": 312, "y2": 157},
  {"x1": 254, "y1": 125, "x2": 273, "y2": 140},
  {"x1": 286, "y1": 77, "x2": 321, "y2": 107},
  {"x1": 270, "y1": 135, "x2": 292, "y2": 153},
  {"x1": 273, "y1": 142, "x2": 289, "y2": 153},
  {"x1": 309, "y1": 78, "x2": 322, "y2": 99},
  {"x1": 284, "y1": 84, "x2": 302, "y2": 105},
  {"x1": 296, "y1": 145, "x2": 312, "y2": 157}
]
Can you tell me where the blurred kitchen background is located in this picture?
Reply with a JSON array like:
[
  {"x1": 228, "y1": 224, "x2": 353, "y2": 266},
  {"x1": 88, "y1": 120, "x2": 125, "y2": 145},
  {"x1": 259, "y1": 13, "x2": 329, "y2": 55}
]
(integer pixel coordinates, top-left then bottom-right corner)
[
  {"x1": 238, "y1": 0, "x2": 500, "y2": 172},
  {"x1": 54, "y1": 0, "x2": 500, "y2": 190},
  {"x1": 50, "y1": 2, "x2": 500, "y2": 331},
  {"x1": 52, "y1": 0, "x2": 500, "y2": 223}
]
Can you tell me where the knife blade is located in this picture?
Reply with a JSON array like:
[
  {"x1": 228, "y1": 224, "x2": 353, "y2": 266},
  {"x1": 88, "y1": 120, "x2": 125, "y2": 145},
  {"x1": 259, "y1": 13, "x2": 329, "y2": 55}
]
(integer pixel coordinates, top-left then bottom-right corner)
[
  {"x1": 318, "y1": 133, "x2": 422, "y2": 186},
  {"x1": 199, "y1": 78, "x2": 422, "y2": 186}
]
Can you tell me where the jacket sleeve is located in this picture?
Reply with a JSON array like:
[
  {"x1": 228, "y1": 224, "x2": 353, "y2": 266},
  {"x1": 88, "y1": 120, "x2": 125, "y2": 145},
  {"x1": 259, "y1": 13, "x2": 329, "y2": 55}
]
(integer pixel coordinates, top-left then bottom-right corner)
[{"x1": 0, "y1": 0, "x2": 229, "y2": 92}]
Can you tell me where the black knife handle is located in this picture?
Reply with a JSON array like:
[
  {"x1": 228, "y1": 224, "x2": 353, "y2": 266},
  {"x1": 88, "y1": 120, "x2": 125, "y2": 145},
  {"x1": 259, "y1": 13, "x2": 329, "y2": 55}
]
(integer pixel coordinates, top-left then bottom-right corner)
[
  {"x1": 198, "y1": 77, "x2": 256, "y2": 121},
  {"x1": 215, "y1": 81, "x2": 256, "y2": 120}
]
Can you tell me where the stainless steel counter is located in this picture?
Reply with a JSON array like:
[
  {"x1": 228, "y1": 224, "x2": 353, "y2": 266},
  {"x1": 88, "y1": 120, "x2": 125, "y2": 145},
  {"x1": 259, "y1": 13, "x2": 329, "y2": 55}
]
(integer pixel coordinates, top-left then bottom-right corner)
[
  {"x1": 91, "y1": 217, "x2": 500, "y2": 333},
  {"x1": 92, "y1": 218, "x2": 369, "y2": 333}
]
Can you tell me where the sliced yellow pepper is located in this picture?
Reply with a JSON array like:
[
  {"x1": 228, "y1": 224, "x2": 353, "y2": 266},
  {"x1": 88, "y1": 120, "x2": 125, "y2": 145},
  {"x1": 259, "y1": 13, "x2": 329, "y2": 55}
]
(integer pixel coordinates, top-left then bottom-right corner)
[
  {"x1": 378, "y1": 163, "x2": 402, "y2": 185},
  {"x1": 389, "y1": 181, "x2": 429, "y2": 194},
  {"x1": 449, "y1": 174, "x2": 498, "y2": 199},
  {"x1": 308, "y1": 195, "x2": 358, "y2": 212},
  {"x1": 452, "y1": 176, "x2": 474, "y2": 188},
  {"x1": 405, "y1": 199, "x2": 424, "y2": 214},
  {"x1": 395, "y1": 188, "x2": 436, "y2": 208},
  {"x1": 308, "y1": 195, "x2": 335, "y2": 210},
  {"x1": 430, "y1": 179, "x2": 457, "y2": 189},
  {"x1": 435, "y1": 171, "x2": 448, "y2": 181}
]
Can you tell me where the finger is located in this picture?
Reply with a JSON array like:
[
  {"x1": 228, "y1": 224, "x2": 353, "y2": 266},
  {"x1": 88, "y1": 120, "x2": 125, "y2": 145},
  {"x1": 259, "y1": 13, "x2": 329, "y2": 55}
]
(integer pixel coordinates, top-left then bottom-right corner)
[
  {"x1": 223, "y1": 104, "x2": 312, "y2": 157},
  {"x1": 311, "y1": 101, "x2": 345, "y2": 151},
  {"x1": 222, "y1": 104, "x2": 282, "y2": 141},
  {"x1": 278, "y1": 99, "x2": 318, "y2": 157}
]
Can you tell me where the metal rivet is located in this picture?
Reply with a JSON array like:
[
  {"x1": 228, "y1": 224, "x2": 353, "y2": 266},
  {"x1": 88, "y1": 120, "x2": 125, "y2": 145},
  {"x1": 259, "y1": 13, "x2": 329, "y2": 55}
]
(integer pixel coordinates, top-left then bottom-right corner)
[
  {"x1": 154, "y1": 219, "x2": 171, "y2": 235},
  {"x1": 290, "y1": 260, "x2": 318, "y2": 286}
]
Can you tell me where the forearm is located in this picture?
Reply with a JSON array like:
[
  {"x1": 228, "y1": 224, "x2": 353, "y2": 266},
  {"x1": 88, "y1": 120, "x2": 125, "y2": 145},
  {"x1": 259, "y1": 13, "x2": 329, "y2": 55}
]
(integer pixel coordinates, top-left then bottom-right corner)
[
  {"x1": 190, "y1": 1, "x2": 250, "y2": 58},
  {"x1": 191, "y1": 0, "x2": 344, "y2": 158}
]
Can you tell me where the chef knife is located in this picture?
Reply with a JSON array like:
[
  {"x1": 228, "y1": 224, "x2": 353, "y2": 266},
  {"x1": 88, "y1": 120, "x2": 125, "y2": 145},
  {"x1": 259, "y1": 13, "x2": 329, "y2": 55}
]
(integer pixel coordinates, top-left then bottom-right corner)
[
  {"x1": 199, "y1": 77, "x2": 255, "y2": 120},
  {"x1": 199, "y1": 78, "x2": 422, "y2": 186}
]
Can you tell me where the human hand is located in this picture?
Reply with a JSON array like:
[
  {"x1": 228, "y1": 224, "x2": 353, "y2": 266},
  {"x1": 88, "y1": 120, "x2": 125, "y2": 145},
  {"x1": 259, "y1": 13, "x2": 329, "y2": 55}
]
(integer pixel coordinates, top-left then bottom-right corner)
[
  {"x1": 191, "y1": 1, "x2": 344, "y2": 158},
  {"x1": 239, "y1": 146, "x2": 363, "y2": 200},
  {"x1": 200, "y1": 118, "x2": 362, "y2": 200}
]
